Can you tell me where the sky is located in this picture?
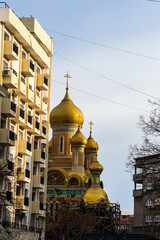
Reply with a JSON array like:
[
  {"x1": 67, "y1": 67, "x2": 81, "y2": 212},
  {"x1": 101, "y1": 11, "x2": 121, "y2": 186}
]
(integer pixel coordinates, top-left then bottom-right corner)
[{"x1": 4, "y1": 0, "x2": 160, "y2": 211}]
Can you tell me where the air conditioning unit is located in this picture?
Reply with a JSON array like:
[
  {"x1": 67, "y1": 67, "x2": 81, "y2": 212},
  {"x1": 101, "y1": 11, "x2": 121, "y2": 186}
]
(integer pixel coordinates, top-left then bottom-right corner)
[{"x1": 3, "y1": 69, "x2": 11, "y2": 76}]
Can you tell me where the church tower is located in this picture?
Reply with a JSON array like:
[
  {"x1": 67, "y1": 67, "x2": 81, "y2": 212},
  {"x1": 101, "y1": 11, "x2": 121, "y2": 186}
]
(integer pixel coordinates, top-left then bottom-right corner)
[{"x1": 47, "y1": 73, "x2": 109, "y2": 204}]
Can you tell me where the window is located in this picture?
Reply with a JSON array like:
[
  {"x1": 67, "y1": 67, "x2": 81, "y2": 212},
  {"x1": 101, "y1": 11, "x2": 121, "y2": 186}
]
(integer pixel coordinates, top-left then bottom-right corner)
[
  {"x1": 68, "y1": 178, "x2": 79, "y2": 186},
  {"x1": 52, "y1": 137, "x2": 55, "y2": 153},
  {"x1": 146, "y1": 199, "x2": 153, "y2": 207},
  {"x1": 37, "y1": 66, "x2": 41, "y2": 74},
  {"x1": 75, "y1": 152, "x2": 79, "y2": 166},
  {"x1": 1, "y1": 119, "x2": 6, "y2": 129},
  {"x1": 69, "y1": 137, "x2": 72, "y2": 154},
  {"x1": 145, "y1": 215, "x2": 152, "y2": 223},
  {"x1": 86, "y1": 157, "x2": 90, "y2": 170},
  {"x1": 19, "y1": 129, "x2": 24, "y2": 140},
  {"x1": 3, "y1": 58, "x2": 9, "y2": 69},
  {"x1": 22, "y1": 50, "x2": 27, "y2": 59},
  {"x1": 4, "y1": 31, "x2": 10, "y2": 41},
  {"x1": 59, "y1": 136, "x2": 64, "y2": 153},
  {"x1": 21, "y1": 75, "x2": 26, "y2": 84}
]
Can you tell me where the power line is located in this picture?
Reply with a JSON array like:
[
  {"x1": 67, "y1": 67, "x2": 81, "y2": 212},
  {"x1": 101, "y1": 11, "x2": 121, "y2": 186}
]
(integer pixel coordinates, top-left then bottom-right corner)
[
  {"x1": 44, "y1": 28, "x2": 160, "y2": 62},
  {"x1": 51, "y1": 78, "x2": 149, "y2": 113},
  {"x1": 147, "y1": 0, "x2": 160, "y2": 2},
  {"x1": 53, "y1": 51, "x2": 160, "y2": 101}
]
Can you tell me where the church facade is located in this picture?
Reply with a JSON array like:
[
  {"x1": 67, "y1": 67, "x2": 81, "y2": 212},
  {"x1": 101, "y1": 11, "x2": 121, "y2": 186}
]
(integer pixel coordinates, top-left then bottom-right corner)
[{"x1": 47, "y1": 73, "x2": 109, "y2": 204}]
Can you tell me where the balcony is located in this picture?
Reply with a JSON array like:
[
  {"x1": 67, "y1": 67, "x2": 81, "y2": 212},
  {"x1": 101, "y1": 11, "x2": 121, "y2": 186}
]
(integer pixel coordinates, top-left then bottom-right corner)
[
  {"x1": 12, "y1": 107, "x2": 25, "y2": 125},
  {"x1": 0, "y1": 159, "x2": 14, "y2": 175},
  {"x1": 0, "y1": 129, "x2": 16, "y2": 146},
  {"x1": 32, "y1": 201, "x2": 45, "y2": 216},
  {"x1": 22, "y1": 59, "x2": 35, "y2": 77},
  {"x1": 3, "y1": 68, "x2": 18, "y2": 89},
  {"x1": 1, "y1": 98, "x2": 16, "y2": 118},
  {"x1": 133, "y1": 173, "x2": 143, "y2": 183},
  {"x1": 17, "y1": 169, "x2": 30, "y2": 183},
  {"x1": 33, "y1": 175, "x2": 44, "y2": 189},
  {"x1": 15, "y1": 78, "x2": 27, "y2": 97},
  {"x1": 36, "y1": 125, "x2": 46, "y2": 140},
  {"x1": 133, "y1": 189, "x2": 143, "y2": 197},
  {"x1": 37, "y1": 100, "x2": 47, "y2": 115},
  {"x1": 29, "y1": 91, "x2": 41, "y2": 109},
  {"x1": 4, "y1": 40, "x2": 19, "y2": 60},
  {"x1": 37, "y1": 74, "x2": 48, "y2": 91},
  {"x1": 34, "y1": 149, "x2": 45, "y2": 164},
  {"x1": 16, "y1": 196, "x2": 29, "y2": 211},
  {"x1": 18, "y1": 140, "x2": 32, "y2": 156}
]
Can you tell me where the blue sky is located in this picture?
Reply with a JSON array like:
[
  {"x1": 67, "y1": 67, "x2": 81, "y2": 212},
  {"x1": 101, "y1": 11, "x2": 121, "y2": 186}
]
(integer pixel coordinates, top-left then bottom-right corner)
[{"x1": 5, "y1": 0, "x2": 160, "y2": 210}]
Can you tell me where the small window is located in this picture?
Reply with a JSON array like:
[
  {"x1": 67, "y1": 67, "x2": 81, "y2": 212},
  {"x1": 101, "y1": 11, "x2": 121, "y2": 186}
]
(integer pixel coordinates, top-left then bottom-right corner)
[
  {"x1": 22, "y1": 50, "x2": 27, "y2": 59},
  {"x1": 52, "y1": 137, "x2": 55, "y2": 153},
  {"x1": 86, "y1": 157, "x2": 90, "y2": 170},
  {"x1": 75, "y1": 152, "x2": 79, "y2": 166},
  {"x1": 59, "y1": 136, "x2": 64, "y2": 153},
  {"x1": 19, "y1": 130, "x2": 24, "y2": 140},
  {"x1": 4, "y1": 31, "x2": 10, "y2": 41}
]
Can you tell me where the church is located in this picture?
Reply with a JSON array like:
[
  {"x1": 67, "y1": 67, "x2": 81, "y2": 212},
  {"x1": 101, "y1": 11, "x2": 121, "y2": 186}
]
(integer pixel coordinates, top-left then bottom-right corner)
[{"x1": 47, "y1": 73, "x2": 109, "y2": 204}]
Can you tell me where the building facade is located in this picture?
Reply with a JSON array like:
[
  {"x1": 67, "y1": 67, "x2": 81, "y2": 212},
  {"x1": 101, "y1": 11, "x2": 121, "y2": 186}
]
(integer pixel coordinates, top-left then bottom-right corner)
[
  {"x1": 133, "y1": 154, "x2": 160, "y2": 238},
  {"x1": 0, "y1": 3, "x2": 53, "y2": 237}
]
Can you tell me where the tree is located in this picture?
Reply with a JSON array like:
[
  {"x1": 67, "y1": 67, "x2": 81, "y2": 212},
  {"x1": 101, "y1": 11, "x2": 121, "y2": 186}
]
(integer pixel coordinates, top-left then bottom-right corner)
[{"x1": 128, "y1": 100, "x2": 160, "y2": 168}]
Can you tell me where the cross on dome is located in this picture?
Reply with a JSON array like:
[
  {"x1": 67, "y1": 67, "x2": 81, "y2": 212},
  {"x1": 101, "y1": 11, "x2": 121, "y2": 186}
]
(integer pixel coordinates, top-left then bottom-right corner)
[
  {"x1": 89, "y1": 121, "x2": 94, "y2": 135},
  {"x1": 64, "y1": 72, "x2": 71, "y2": 90}
]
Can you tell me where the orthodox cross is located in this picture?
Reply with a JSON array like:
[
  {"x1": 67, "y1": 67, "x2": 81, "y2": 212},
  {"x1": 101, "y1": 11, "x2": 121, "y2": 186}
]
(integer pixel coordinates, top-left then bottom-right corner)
[
  {"x1": 89, "y1": 121, "x2": 94, "y2": 134},
  {"x1": 64, "y1": 72, "x2": 71, "y2": 90}
]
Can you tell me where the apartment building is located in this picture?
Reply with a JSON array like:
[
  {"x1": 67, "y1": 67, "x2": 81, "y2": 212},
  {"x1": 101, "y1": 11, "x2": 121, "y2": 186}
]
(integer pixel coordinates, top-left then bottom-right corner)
[
  {"x1": 133, "y1": 154, "x2": 160, "y2": 238},
  {"x1": 0, "y1": 2, "x2": 53, "y2": 237}
]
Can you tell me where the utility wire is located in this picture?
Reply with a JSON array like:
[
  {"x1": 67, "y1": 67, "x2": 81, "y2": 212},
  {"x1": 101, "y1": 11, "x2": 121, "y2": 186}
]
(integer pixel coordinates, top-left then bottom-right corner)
[
  {"x1": 53, "y1": 51, "x2": 160, "y2": 101},
  {"x1": 44, "y1": 28, "x2": 160, "y2": 62},
  {"x1": 51, "y1": 78, "x2": 149, "y2": 113}
]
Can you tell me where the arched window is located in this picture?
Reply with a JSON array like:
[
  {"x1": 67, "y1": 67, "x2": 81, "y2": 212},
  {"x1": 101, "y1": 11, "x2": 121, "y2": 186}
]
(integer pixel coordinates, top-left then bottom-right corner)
[
  {"x1": 69, "y1": 137, "x2": 72, "y2": 154},
  {"x1": 48, "y1": 171, "x2": 65, "y2": 185},
  {"x1": 68, "y1": 178, "x2": 79, "y2": 186},
  {"x1": 74, "y1": 152, "x2": 79, "y2": 166},
  {"x1": 52, "y1": 137, "x2": 55, "y2": 153},
  {"x1": 59, "y1": 136, "x2": 64, "y2": 153}
]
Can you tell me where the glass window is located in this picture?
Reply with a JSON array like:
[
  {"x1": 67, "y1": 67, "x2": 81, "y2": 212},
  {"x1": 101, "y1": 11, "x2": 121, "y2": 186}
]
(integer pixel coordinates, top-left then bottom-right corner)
[{"x1": 75, "y1": 152, "x2": 79, "y2": 166}]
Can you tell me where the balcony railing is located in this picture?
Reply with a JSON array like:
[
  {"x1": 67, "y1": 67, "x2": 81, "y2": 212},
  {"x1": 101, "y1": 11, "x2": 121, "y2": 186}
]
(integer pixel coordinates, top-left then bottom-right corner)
[
  {"x1": 42, "y1": 126, "x2": 46, "y2": 135},
  {"x1": 40, "y1": 177, "x2": 44, "y2": 185},
  {"x1": 11, "y1": 101, "x2": 16, "y2": 112},
  {"x1": 20, "y1": 108, "x2": 25, "y2": 119},
  {"x1": 28, "y1": 115, "x2": 32, "y2": 124},
  {"x1": 8, "y1": 160, "x2": 14, "y2": 171},
  {"x1": 30, "y1": 61, "x2": 35, "y2": 72},
  {"x1": 27, "y1": 142, "x2": 31, "y2": 151},
  {"x1": 13, "y1": 43, "x2": 18, "y2": 55},
  {"x1": 41, "y1": 151, "x2": 45, "y2": 160},
  {"x1": 9, "y1": 130, "x2": 15, "y2": 141},
  {"x1": 44, "y1": 76, "x2": 48, "y2": 86},
  {"x1": 25, "y1": 169, "x2": 30, "y2": 178},
  {"x1": 24, "y1": 197, "x2": 29, "y2": 206},
  {"x1": 40, "y1": 202, "x2": 44, "y2": 210},
  {"x1": 35, "y1": 121, "x2": 40, "y2": 130}
]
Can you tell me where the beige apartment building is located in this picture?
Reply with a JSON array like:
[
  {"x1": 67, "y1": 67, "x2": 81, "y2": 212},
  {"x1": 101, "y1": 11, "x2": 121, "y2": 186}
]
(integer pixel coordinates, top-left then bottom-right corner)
[{"x1": 0, "y1": 2, "x2": 53, "y2": 237}]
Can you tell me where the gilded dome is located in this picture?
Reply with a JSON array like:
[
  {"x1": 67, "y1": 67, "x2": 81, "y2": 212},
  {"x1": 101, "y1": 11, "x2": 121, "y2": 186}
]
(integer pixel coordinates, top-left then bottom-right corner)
[
  {"x1": 83, "y1": 187, "x2": 110, "y2": 204},
  {"x1": 90, "y1": 161, "x2": 103, "y2": 174},
  {"x1": 71, "y1": 127, "x2": 87, "y2": 147},
  {"x1": 50, "y1": 89, "x2": 84, "y2": 128},
  {"x1": 86, "y1": 134, "x2": 99, "y2": 153}
]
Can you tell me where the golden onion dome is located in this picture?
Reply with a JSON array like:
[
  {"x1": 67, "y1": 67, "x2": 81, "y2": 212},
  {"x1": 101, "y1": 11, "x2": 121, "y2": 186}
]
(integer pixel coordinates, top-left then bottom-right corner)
[
  {"x1": 90, "y1": 161, "x2": 103, "y2": 174},
  {"x1": 71, "y1": 126, "x2": 87, "y2": 147},
  {"x1": 48, "y1": 138, "x2": 52, "y2": 153},
  {"x1": 86, "y1": 135, "x2": 98, "y2": 153},
  {"x1": 50, "y1": 89, "x2": 84, "y2": 128},
  {"x1": 83, "y1": 187, "x2": 110, "y2": 204}
]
